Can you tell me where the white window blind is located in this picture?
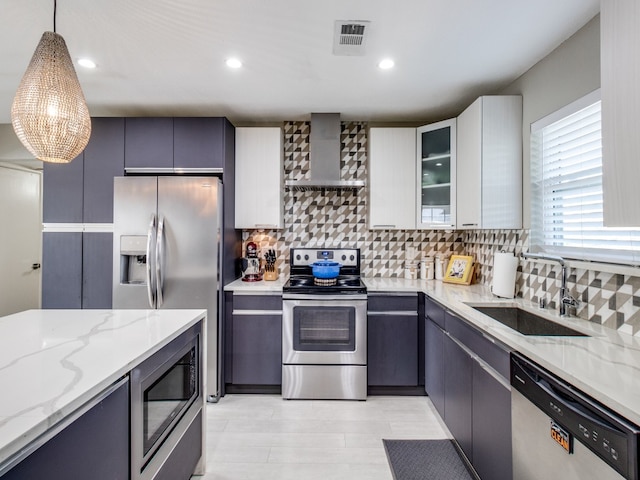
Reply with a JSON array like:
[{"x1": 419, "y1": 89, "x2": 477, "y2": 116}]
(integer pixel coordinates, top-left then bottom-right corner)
[{"x1": 531, "y1": 91, "x2": 640, "y2": 265}]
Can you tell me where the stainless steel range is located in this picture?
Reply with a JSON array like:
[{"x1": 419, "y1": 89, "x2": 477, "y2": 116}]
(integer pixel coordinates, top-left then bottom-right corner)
[{"x1": 282, "y1": 248, "x2": 367, "y2": 400}]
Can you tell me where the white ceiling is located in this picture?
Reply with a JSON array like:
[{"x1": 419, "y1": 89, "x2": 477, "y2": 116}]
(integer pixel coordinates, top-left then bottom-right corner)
[{"x1": 0, "y1": 0, "x2": 599, "y2": 128}]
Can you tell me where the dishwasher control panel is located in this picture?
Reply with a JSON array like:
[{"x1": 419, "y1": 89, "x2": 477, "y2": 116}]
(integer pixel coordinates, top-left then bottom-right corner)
[{"x1": 511, "y1": 353, "x2": 639, "y2": 480}]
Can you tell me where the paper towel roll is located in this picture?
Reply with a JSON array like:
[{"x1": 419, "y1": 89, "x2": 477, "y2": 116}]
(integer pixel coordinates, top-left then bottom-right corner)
[{"x1": 491, "y1": 252, "x2": 518, "y2": 298}]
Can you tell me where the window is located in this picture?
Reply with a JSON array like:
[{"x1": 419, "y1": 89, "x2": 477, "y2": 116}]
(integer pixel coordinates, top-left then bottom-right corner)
[{"x1": 531, "y1": 90, "x2": 640, "y2": 265}]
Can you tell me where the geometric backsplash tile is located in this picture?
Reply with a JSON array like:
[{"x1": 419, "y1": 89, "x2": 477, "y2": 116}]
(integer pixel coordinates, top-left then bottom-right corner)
[{"x1": 244, "y1": 121, "x2": 640, "y2": 335}]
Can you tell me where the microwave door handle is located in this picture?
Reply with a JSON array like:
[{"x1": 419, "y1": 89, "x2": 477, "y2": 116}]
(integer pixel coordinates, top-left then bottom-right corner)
[
  {"x1": 146, "y1": 214, "x2": 157, "y2": 308},
  {"x1": 156, "y1": 216, "x2": 165, "y2": 307}
]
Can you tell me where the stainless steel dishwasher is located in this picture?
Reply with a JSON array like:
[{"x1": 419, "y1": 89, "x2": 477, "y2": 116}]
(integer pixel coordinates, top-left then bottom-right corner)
[{"x1": 511, "y1": 352, "x2": 639, "y2": 480}]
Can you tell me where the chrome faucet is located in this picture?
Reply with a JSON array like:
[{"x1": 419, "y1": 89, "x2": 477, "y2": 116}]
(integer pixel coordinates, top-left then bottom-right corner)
[{"x1": 521, "y1": 252, "x2": 579, "y2": 316}]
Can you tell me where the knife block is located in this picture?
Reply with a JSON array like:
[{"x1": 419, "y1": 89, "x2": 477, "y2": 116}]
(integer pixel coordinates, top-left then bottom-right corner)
[{"x1": 263, "y1": 269, "x2": 278, "y2": 281}]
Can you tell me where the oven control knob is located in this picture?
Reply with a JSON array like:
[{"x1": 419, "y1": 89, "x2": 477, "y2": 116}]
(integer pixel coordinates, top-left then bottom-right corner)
[
  {"x1": 350, "y1": 255, "x2": 355, "y2": 261},
  {"x1": 296, "y1": 254, "x2": 301, "y2": 261},
  {"x1": 304, "y1": 254, "x2": 309, "y2": 261},
  {"x1": 342, "y1": 254, "x2": 347, "y2": 261}
]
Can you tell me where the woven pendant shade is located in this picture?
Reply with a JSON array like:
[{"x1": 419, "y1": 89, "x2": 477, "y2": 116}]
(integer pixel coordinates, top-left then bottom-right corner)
[{"x1": 11, "y1": 31, "x2": 91, "y2": 163}]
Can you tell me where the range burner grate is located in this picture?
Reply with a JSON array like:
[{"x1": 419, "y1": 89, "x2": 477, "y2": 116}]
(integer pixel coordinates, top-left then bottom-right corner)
[{"x1": 314, "y1": 277, "x2": 337, "y2": 287}]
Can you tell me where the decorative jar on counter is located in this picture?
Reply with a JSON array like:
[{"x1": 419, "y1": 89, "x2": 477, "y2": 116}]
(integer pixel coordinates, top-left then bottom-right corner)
[
  {"x1": 420, "y1": 256, "x2": 434, "y2": 280},
  {"x1": 404, "y1": 263, "x2": 418, "y2": 280},
  {"x1": 434, "y1": 254, "x2": 445, "y2": 280}
]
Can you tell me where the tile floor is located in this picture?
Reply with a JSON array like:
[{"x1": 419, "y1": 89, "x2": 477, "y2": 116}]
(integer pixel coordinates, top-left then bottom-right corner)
[{"x1": 192, "y1": 394, "x2": 451, "y2": 480}]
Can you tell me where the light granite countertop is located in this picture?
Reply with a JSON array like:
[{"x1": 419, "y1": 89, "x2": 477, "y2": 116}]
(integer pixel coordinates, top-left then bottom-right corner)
[
  {"x1": 225, "y1": 275, "x2": 640, "y2": 426},
  {"x1": 0, "y1": 309, "x2": 206, "y2": 469},
  {"x1": 224, "y1": 276, "x2": 288, "y2": 292}
]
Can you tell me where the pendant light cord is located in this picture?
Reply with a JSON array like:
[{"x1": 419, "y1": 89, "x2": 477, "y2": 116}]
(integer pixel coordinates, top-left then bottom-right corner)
[{"x1": 53, "y1": 0, "x2": 57, "y2": 33}]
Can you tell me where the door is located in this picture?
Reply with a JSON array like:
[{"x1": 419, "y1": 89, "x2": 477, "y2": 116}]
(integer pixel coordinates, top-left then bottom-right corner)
[
  {"x1": 83, "y1": 233, "x2": 113, "y2": 309},
  {"x1": 417, "y1": 119, "x2": 456, "y2": 229},
  {"x1": 42, "y1": 233, "x2": 82, "y2": 309},
  {"x1": 158, "y1": 176, "x2": 221, "y2": 399},
  {"x1": 0, "y1": 165, "x2": 42, "y2": 316},
  {"x1": 112, "y1": 176, "x2": 158, "y2": 309},
  {"x1": 368, "y1": 312, "x2": 418, "y2": 386},
  {"x1": 443, "y1": 333, "x2": 473, "y2": 460},
  {"x1": 512, "y1": 389, "x2": 625, "y2": 480},
  {"x1": 157, "y1": 177, "x2": 220, "y2": 311},
  {"x1": 282, "y1": 298, "x2": 367, "y2": 365},
  {"x1": 472, "y1": 360, "x2": 512, "y2": 480},
  {"x1": 124, "y1": 118, "x2": 173, "y2": 171},
  {"x1": 425, "y1": 317, "x2": 445, "y2": 416}
]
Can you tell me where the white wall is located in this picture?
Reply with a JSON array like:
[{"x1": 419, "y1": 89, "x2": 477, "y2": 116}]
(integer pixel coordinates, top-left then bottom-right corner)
[
  {"x1": 499, "y1": 15, "x2": 601, "y2": 228},
  {"x1": 0, "y1": 124, "x2": 41, "y2": 170}
]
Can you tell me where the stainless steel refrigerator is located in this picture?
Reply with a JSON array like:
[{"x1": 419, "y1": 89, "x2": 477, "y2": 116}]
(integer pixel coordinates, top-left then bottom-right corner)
[{"x1": 112, "y1": 176, "x2": 222, "y2": 401}]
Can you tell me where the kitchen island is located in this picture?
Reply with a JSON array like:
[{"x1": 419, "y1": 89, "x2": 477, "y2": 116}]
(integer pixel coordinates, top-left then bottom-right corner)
[{"x1": 0, "y1": 308, "x2": 206, "y2": 478}]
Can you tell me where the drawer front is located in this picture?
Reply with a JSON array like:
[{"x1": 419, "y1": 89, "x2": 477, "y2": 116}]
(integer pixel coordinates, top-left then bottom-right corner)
[
  {"x1": 368, "y1": 293, "x2": 418, "y2": 312},
  {"x1": 425, "y1": 295, "x2": 446, "y2": 329},
  {"x1": 445, "y1": 311, "x2": 510, "y2": 379},
  {"x1": 233, "y1": 294, "x2": 282, "y2": 311}
]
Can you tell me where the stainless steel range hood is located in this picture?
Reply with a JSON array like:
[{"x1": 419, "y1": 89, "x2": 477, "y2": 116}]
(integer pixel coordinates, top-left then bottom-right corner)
[{"x1": 285, "y1": 113, "x2": 365, "y2": 191}]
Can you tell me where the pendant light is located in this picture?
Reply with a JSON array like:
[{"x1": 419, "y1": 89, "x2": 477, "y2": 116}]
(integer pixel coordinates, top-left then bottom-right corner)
[{"x1": 11, "y1": 0, "x2": 91, "y2": 163}]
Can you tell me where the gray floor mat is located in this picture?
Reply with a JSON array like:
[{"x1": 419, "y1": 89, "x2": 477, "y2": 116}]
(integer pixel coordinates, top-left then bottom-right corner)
[{"x1": 383, "y1": 439, "x2": 474, "y2": 480}]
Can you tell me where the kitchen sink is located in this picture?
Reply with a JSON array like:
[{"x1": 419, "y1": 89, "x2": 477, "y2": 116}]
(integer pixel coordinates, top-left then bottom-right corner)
[{"x1": 470, "y1": 305, "x2": 589, "y2": 337}]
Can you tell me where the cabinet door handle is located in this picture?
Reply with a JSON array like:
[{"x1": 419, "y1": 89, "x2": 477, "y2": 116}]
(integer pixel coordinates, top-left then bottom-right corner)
[
  {"x1": 32, "y1": 263, "x2": 41, "y2": 270},
  {"x1": 372, "y1": 224, "x2": 396, "y2": 228},
  {"x1": 461, "y1": 223, "x2": 478, "y2": 226}
]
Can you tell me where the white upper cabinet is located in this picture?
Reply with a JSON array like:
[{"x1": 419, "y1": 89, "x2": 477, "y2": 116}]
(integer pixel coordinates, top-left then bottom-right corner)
[
  {"x1": 601, "y1": 2, "x2": 640, "y2": 227},
  {"x1": 417, "y1": 119, "x2": 456, "y2": 229},
  {"x1": 456, "y1": 96, "x2": 522, "y2": 229},
  {"x1": 368, "y1": 128, "x2": 416, "y2": 230},
  {"x1": 235, "y1": 127, "x2": 284, "y2": 229}
]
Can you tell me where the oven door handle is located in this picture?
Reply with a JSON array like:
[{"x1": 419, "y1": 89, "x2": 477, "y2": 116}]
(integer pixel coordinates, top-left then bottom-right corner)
[{"x1": 283, "y1": 294, "x2": 367, "y2": 302}]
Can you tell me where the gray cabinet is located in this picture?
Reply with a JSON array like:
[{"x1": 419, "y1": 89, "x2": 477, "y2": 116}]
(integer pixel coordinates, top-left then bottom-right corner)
[
  {"x1": 443, "y1": 331, "x2": 473, "y2": 459},
  {"x1": 3, "y1": 379, "x2": 129, "y2": 480},
  {"x1": 42, "y1": 118, "x2": 126, "y2": 309},
  {"x1": 367, "y1": 293, "x2": 419, "y2": 387},
  {"x1": 82, "y1": 232, "x2": 113, "y2": 308},
  {"x1": 445, "y1": 309, "x2": 512, "y2": 480},
  {"x1": 472, "y1": 360, "x2": 512, "y2": 480},
  {"x1": 425, "y1": 316, "x2": 445, "y2": 416},
  {"x1": 42, "y1": 232, "x2": 82, "y2": 308},
  {"x1": 124, "y1": 117, "x2": 233, "y2": 171},
  {"x1": 124, "y1": 117, "x2": 174, "y2": 170},
  {"x1": 82, "y1": 117, "x2": 125, "y2": 223},
  {"x1": 43, "y1": 232, "x2": 113, "y2": 309},
  {"x1": 424, "y1": 296, "x2": 512, "y2": 480},
  {"x1": 425, "y1": 296, "x2": 446, "y2": 415},
  {"x1": 43, "y1": 117, "x2": 126, "y2": 223},
  {"x1": 229, "y1": 294, "x2": 283, "y2": 388},
  {"x1": 174, "y1": 117, "x2": 227, "y2": 170},
  {"x1": 42, "y1": 153, "x2": 84, "y2": 223}
]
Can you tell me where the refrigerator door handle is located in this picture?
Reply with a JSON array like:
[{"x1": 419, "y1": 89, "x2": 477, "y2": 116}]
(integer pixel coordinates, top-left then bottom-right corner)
[
  {"x1": 146, "y1": 214, "x2": 157, "y2": 308},
  {"x1": 156, "y1": 216, "x2": 165, "y2": 307}
]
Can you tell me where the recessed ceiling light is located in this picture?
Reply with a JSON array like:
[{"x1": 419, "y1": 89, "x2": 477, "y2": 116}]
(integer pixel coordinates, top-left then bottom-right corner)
[
  {"x1": 77, "y1": 58, "x2": 96, "y2": 69},
  {"x1": 226, "y1": 58, "x2": 242, "y2": 69},
  {"x1": 378, "y1": 58, "x2": 395, "y2": 70}
]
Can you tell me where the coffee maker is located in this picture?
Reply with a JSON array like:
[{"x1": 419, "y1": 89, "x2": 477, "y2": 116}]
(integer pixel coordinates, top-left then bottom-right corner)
[{"x1": 241, "y1": 241, "x2": 262, "y2": 282}]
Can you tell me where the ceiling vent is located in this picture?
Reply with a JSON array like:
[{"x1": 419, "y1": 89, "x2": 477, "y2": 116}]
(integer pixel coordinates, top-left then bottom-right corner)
[{"x1": 333, "y1": 20, "x2": 370, "y2": 56}]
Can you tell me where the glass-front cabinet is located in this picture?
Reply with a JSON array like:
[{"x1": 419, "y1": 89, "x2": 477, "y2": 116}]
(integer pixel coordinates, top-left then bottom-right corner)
[{"x1": 417, "y1": 119, "x2": 456, "y2": 229}]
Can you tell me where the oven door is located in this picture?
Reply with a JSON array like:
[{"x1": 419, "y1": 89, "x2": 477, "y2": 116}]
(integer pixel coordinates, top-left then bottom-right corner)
[{"x1": 282, "y1": 295, "x2": 367, "y2": 365}]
